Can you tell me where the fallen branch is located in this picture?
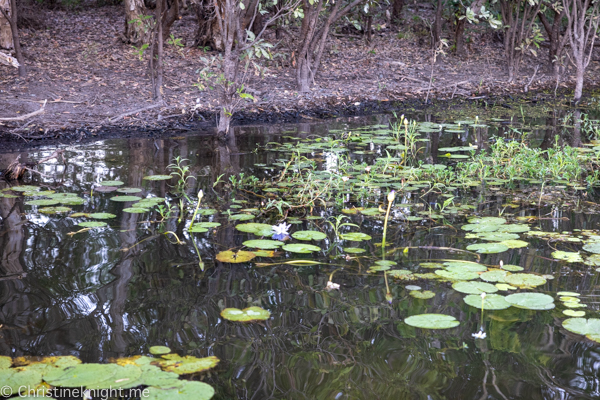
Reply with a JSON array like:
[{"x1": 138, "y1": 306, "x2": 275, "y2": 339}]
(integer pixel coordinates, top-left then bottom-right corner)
[
  {"x1": 0, "y1": 100, "x2": 46, "y2": 121},
  {"x1": 415, "y1": 80, "x2": 470, "y2": 93},
  {"x1": 0, "y1": 51, "x2": 19, "y2": 68},
  {"x1": 109, "y1": 102, "x2": 163, "y2": 122}
]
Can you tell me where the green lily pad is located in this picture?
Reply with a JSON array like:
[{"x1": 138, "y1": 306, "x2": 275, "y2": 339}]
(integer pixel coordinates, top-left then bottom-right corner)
[
  {"x1": 557, "y1": 291, "x2": 581, "y2": 297},
  {"x1": 235, "y1": 223, "x2": 274, "y2": 236},
  {"x1": 197, "y1": 209, "x2": 218, "y2": 216},
  {"x1": 388, "y1": 270, "x2": 413, "y2": 278},
  {"x1": 360, "y1": 208, "x2": 383, "y2": 216},
  {"x1": 44, "y1": 364, "x2": 121, "y2": 387},
  {"x1": 477, "y1": 232, "x2": 520, "y2": 241},
  {"x1": 340, "y1": 232, "x2": 372, "y2": 241},
  {"x1": 559, "y1": 296, "x2": 580, "y2": 302},
  {"x1": 369, "y1": 265, "x2": 390, "y2": 272},
  {"x1": 89, "y1": 213, "x2": 117, "y2": 219},
  {"x1": 463, "y1": 294, "x2": 511, "y2": 310},
  {"x1": 563, "y1": 310, "x2": 586, "y2": 317},
  {"x1": 582, "y1": 242, "x2": 600, "y2": 254},
  {"x1": 243, "y1": 240, "x2": 284, "y2": 249},
  {"x1": 59, "y1": 197, "x2": 85, "y2": 206},
  {"x1": 229, "y1": 214, "x2": 255, "y2": 221},
  {"x1": 117, "y1": 187, "x2": 143, "y2": 194},
  {"x1": 563, "y1": 318, "x2": 600, "y2": 343},
  {"x1": 375, "y1": 260, "x2": 397, "y2": 267},
  {"x1": 551, "y1": 251, "x2": 584, "y2": 263},
  {"x1": 499, "y1": 240, "x2": 528, "y2": 249},
  {"x1": 292, "y1": 230, "x2": 327, "y2": 241},
  {"x1": 221, "y1": 307, "x2": 270, "y2": 322},
  {"x1": 87, "y1": 364, "x2": 143, "y2": 390},
  {"x1": 143, "y1": 175, "x2": 173, "y2": 181},
  {"x1": 194, "y1": 222, "x2": 221, "y2": 229},
  {"x1": 123, "y1": 207, "x2": 149, "y2": 213},
  {"x1": 501, "y1": 264, "x2": 524, "y2": 272},
  {"x1": 149, "y1": 346, "x2": 171, "y2": 355},
  {"x1": 157, "y1": 355, "x2": 219, "y2": 375},
  {"x1": 497, "y1": 224, "x2": 530, "y2": 233},
  {"x1": 39, "y1": 206, "x2": 72, "y2": 215},
  {"x1": 435, "y1": 269, "x2": 479, "y2": 281},
  {"x1": 146, "y1": 381, "x2": 214, "y2": 400},
  {"x1": 100, "y1": 180, "x2": 124, "y2": 186},
  {"x1": 468, "y1": 217, "x2": 506, "y2": 225},
  {"x1": 10, "y1": 185, "x2": 40, "y2": 192},
  {"x1": 404, "y1": 314, "x2": 460, "y2": 329},
  {"x1": 188, "y1": 226, "x2": 208, "y2": 233},
  {"x1": 420, "y1": 262, "x2": 444, "y2": 269},
  {"x1": 282, "y1": 243, "x2": 321, "y2": 253},
  {"x1": 584, "y1": 254, "x2": 600, "y2": 266},
  {"x1": 495, "y1": 283, "x2": 517, "y2": 291},
  {"x1": 0, "y1": 368, "x2": 42, "y2": 394},
  {"x1": 25, "y1": 199, "x2": 59, "y2": 206},
  {"x1": 470, "y1": 224, "x2": 502, "y2": 233},
  {"x1": 480, "y1": 269, "x2": 508, "y2": 282},
  {"x1": 466, "y1": 243, "x2": 509, "y2": 254},
  {"x1": 444, "y1": 262, "x2": 487, "y2": 272},
  {"x1": 110, "y1": 195, "x2": 143, "y2": 202},
  {"x1": 410, "y1": 290, "x2": 435, "y2": 299},
  {"x1": 77, "y1": 221, "x2": 107, "y2": 228},
  {"x1": 505, "y1": 293, "x2": 554, "y2": 310},
  {"x1": 0, "y1": 356, "x2": 11, "y2": 369},
  {"x1": 405, "y1": 285, "x2": 421, "y2": 290},
  {"x1": 215, "y1": 250, "x2": 256, "y2": 263},
  {"x1": 452, "y1": 281, "x2": 498, "y2": 294},
  {"x1": 344, "y1": 247, "x2": 366, "y2": 254},
  {"x1": 504, "y1": 273, "x2": 547, "y2": 288}
]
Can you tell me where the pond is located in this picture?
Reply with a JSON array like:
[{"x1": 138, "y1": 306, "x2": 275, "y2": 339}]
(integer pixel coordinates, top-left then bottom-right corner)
[{"x1": 1, "y1": 109, "x2": 600, "y2": 399}]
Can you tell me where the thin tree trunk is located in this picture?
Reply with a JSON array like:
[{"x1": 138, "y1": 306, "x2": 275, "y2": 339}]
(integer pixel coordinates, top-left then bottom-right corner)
[
  {"x1": 0, "y1": 0, "x2": 25, "y2": 76},
  {"x1": 155, "y1": 0, "x2": 164, "y2": 102},
  {"x1": 124, "y1": 0, "x2": 150, "y2": 46},
  {"x1": 433, "y1": 0, "x2": 443, "y2": 46},
  {"x1": 454, "y1": 16, "x2": 465, "y2": 55},
  {"x1": 391, "y1": 0, "x2": 404, "y2": 25},
  {"x1": 0, "y1": 0, "x2": 11, "y2": 49}
]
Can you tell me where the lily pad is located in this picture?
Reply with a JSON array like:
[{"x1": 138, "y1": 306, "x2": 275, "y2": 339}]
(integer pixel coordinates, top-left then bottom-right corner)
[
  {"x1": 39, "y1": 206, "x2": 71, "y2": 215},
  {"x1": 146, "y1": 381, "x2": 214, "y2": 400},
  {"x1": 87, "y1": 364, "x2": 143, "y2": 390},
  {"x1": 563, "y1": 318, "x2": 600, "y2": 343},
  {"x1": 410, "y1": 290, "x2": 435, "y2": 299},
  {"x1": 110, "y1": 195, "x2": 143, "y2": 202},
  {"x1": 282, "y1": 243, "x2": 321, "y2": 253},
  {"x1": 123, "y1": 207, "x2": 149, "y2": 213},
  {"x1": 466, "y1": 243, "x2": 509, "y2": 254},
  {"x1": 551, "y1": 251, "x2": 584, "y2": 263},
  {"x1": 499, "y1": 240, "x2": 528, "y2": 249},
  {"x1": 557, "y1": 291, "x2": 581, "y2": 297},
  {"x1": 143, "y1": 175, "x2": 173, "y2": 181},
  {"x1": 480, "y1": 269, "x2": 508, "y2": 282},
  {"x1": 504, "y1": 273, "x2": 547, "y2": 288},
  {"x1": 235, "y1": 223, "x2": 274, "y2": 236},
  {"x1": 77, "y1": 221, "x2": 107, "y2": 228},
  {"x1": 582, "y1": 242, "x2": 600, "y2": 254},
  {"x1": 468, "y1": 217, "x2": 506, "y2": 225},
  {"x1": 291, "y1": 230, "x2": 327, "y2": 241},
  {"x1": 452, "y1": 281, "x2": 498, "y2": 294},
  {"x1": 344, "y1": 247, "x2": 366, "y2": 254},
  {"x1": 501, "y1": 264, "x2": 523, "y2": 272},
  {"x1": 188, "y1": 226, "x2": 208, "y2": 233},
  {"x1": 477, "y1": 232, "x2": 520, "y2": 241},
  {"x1": 44, "y1": 364, "x2": 121, "y2": 387},
  {"x1": 375, "y1": 260, "x2": 397, "y2": 267},
  {"x1": 463, "y1": 294, "x2": 511, "y2": 310},
  {"x1": 563, "y1": 310, "x2": 586, "y2": 317},
  {"x1": 420, "y1": 262, "x2": 444, "y2": 269},
  {"x1": 0, "y1": 356, "x2": 11, "y2": 369},
  {"x1": 497, "y1": 224, "x2": 530, "y2": 233},
  {"x1": 368, "y1": 265, "x2": 390, "y2": 272},
  {"x1": 404, "y1": 314, "x2": 460, "y2": 329},
  {"x1": 229, "y1": 214, "x2": 255, "y2": 221},
  {"x1": 221, "y1": 306, "x2": 270, "y2": 322},
  {"x1": 215, "y1": 250, "x2": 256, "y2": 263},
  {"x1": 243, "y1": 240, "x2": 284, "y2": 249},
  {"x1": 157, "y1": 355, "x2": 219, "y2": 375},
  {"x1": 505, "y1": 293, "x2": 554, "y2": 310},
  {"x1": 340, "y1": 232, "x2": 372, "y2": 241},
  {"x1": 149, "y1": 346, "x2": 171, "y2": 355},
  {"x1": 25, "y1": 199, "x2": 59, "y2": 206},
  {"x1": 100, "y1": 180, "x2": 124, "y2": 186},
  {"x1": 89, "y1": 213, "x2": 117, "y2": 219},
  {"x1": 388, "y1": 270, "x2": 413, "y2": 278},
  {"x1": 435, "y1": 269, "x2": 479, "y2": 281},
  {"x1": 0, "y1": 368, "x2": 42, "y2": 394}
]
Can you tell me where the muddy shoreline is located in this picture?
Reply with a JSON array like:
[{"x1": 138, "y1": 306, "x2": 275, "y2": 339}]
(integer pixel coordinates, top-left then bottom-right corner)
[{"x1": 0, "y1": 87, "x2": 579, "y2": 153}]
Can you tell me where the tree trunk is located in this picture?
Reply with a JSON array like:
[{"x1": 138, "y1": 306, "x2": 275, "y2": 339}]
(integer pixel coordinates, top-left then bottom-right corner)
[
  {"x1": 193, "y1": 0, "x2": 221, "y2": 49},
  {"x1": 433, "y1": 0, "x2": 443, "y2": 46},
  {"x1": 124, "y1": 0, "x2": 150, "y2": 46},
  {"x1": 391, "y1": 0, "x2": 404, "y2": 25},
  {"x1": 574, "y1": 61, "x2": 584, "y2": 102},
  {"x1": 454, "y1": 16, "x2": 465, "y2": 55},
  {"x1": 0, "y1": 0, "x2": 25, "y2": 76},
  {"x1": 0, "y1": 0, "x2": 12, "y2": 49},
  {"x1": 538, "y1": 8, "x2": 567, "y2": 78},
  {"x1": 154, "y1": 0, "x2": 164, "y2": 102}
]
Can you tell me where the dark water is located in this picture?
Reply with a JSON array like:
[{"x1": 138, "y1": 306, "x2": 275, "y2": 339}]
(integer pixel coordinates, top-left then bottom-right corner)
[{"x1": 0, "y1": 113, "x2": 599, "y2": 400}]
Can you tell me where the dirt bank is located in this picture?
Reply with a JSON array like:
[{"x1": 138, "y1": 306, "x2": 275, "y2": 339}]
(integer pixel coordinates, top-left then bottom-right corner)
[{"x1": 0, "y1": 5, "x2": 598, "y2": 152}]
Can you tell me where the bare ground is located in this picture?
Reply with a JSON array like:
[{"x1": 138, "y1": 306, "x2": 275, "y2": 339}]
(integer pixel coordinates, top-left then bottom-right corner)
[{"x1": 1, "y1": 4, "x2": 599, "y2": 145}]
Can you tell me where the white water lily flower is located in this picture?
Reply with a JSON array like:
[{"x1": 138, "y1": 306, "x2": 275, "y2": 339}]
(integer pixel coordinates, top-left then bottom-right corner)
[
  {"x1": 326, "y1": 281, "x2": 340, "y2": 290},
  {"x1": 272, "y1": 222, "x2": 291, "y2": 241},
  {"x1": 472, "y1": 330, "x2": 487, "y2": 339},
  {"x1": 342, "y1": 176, "x2": 350, "y2": 182},
  {"x1": 481, "y1": 292, "x2": 487, "y2": 299}
]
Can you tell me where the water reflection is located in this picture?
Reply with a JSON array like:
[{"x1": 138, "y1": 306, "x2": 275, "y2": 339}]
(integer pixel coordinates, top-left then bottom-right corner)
[{"x1": 0, "y1": 113, "x2": 598, "y2": 399}]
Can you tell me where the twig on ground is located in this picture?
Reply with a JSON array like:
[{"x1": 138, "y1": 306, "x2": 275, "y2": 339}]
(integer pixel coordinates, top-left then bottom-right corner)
[
  {"x1": 0, "y1": 100, "x2": 47, "y2": 121},
  {"x1": 108, "y1": 102, "x2": 164, "y2": 122},
  {"x1": 524, "y1": 65, "x2": 540, "y2": 93}
]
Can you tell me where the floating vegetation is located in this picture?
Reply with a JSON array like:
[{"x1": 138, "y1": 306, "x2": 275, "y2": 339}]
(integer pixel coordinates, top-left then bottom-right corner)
[
  {"x1": 221, "y1": 307, "x2": 271, "y2": 322},
  {"x1": 404, "y1": 314, "x2": 460, "y2": 330}
]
